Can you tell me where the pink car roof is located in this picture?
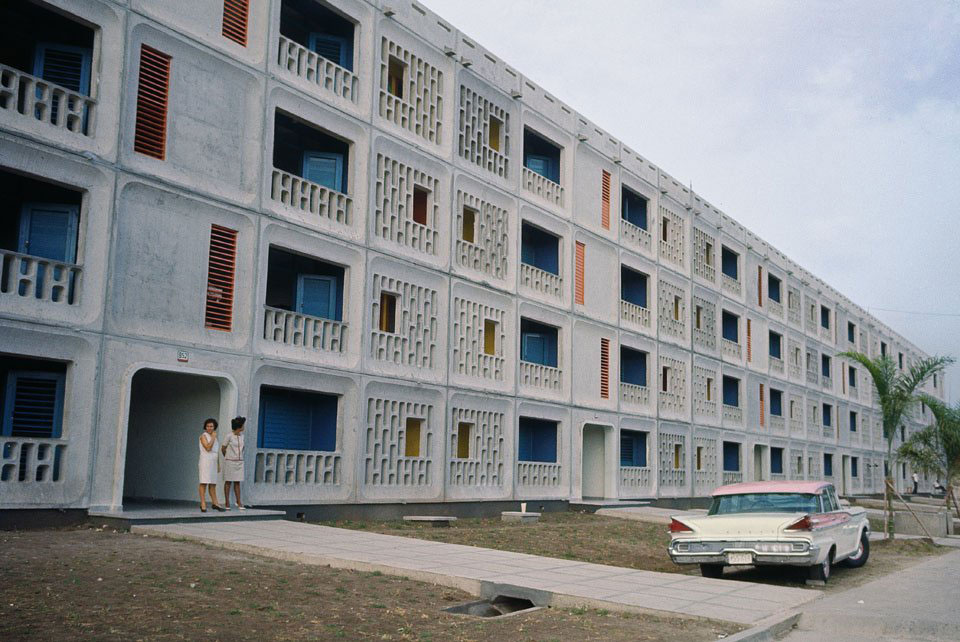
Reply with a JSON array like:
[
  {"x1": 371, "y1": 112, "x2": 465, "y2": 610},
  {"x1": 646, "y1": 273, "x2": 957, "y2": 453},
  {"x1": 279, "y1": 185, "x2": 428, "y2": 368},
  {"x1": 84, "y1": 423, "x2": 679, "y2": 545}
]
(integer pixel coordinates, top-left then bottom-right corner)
[{"x1": 711, "y1": 480, "x2": 833, "y2": 496}]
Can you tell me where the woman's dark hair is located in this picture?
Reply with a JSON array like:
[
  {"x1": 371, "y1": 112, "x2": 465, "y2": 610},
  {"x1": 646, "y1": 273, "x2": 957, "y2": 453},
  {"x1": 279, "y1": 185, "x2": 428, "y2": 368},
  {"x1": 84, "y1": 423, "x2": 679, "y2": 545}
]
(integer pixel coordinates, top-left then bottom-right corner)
[
  {"x1": 231, "y1": 416, "x2": 246, "y2": 430},
  {"x1": 203, "y1": 418, "x2": 218, "y2": 430}
]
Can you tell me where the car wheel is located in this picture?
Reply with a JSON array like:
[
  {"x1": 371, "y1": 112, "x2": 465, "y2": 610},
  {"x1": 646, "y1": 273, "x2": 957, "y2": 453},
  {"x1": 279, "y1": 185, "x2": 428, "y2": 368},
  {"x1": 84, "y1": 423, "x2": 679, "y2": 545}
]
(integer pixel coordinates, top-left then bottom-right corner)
[
  {"x1": 841, "y1": 531, "x2": 870, "y2": 568},
  {"x1": 808, "y1": 556, "x2": 831, "y2": 583},
  {"x1": 700, "y1": 564, "x2": 724, "y2": 579}
]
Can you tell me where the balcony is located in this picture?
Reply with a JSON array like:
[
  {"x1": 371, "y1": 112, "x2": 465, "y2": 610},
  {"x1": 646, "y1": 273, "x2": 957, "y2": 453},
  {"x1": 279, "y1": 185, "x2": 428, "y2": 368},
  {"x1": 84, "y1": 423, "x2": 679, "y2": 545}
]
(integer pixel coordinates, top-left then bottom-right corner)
[
  {"x1": 521, "y1": 166, "x2": 563, "y2": 207},
  {"x1": 520, "y1": 262, "x2": 562, "y2": 299},
  {"x1": 620, "y1": 218, "x2": 652, "y2": 254},
  {"x1": 721, "y1": 338, "x2": 742, "y2": 360},
  {"x1": 253, "y1": 448, "x2": 341, "y2": 485},
  {"x1": 523, "y1": 128, "x2": 563, "y2": 207},
  {"x1": 263, "y1": 305, "x2": 345, "y2": 353},
  {"x1": 722, "y1": 404, "x2": 743, "y2": 424},
  {"x1": 770, "y1": 415, "x2": 786, "y2": 432},
  {"x1": 620, "y1": 299, "x2": 651, "y2": 330},
  {"x1": 620, "y1": 466, "x2": 651, "y2": 490},
  {"x1": 819, "y1": 325, "x2": 833, "y2": 343},
  {"x1": 277, "y1": 36, "x2": 357, "y2": 103},
  {"x1": 520, "y1": 360, "x2": 562, "y2": 392},
  {"x1": 620, "y1": 382, "x2": 650, "y2": 409},
  {"x1": 848, "y1": 385, "x2": 859, "y2": 401},
  {"x1": 722, "y1": 471, "x2": 743, "y2": 484},
  {"x1": 821, "y1": 375, "x2": 832, "y2": 390},
  {"x1": 517, "y1": 461, "x2": 561, "y2": 487},
  {"x1": 0, "y1": 65, "x2": 96, "y2": 136},
  {"x1": 823, "y1": 425, "x2": 834, "y2": 439},
  {"x1": 1, "y1": 437, "x2": 65, "y2": 483},
  {"x1": 770, "y1": 356, "x2": 785, "y2": 375},
  {"x1": 721, "y1": 273, "x2": 741, "y2": 296},
  {"x1": 768, "y1": 299, "x2": 783, "y2": 318},
  {"x1": 277, "y1": 0, "x2": 358, "y2": 104},
  {"x1": 2, "y1": 250, "x2": 81, "y2": 305},
  {"x1": 270, "y1": 168, "x2": 351, "y2": 225}
]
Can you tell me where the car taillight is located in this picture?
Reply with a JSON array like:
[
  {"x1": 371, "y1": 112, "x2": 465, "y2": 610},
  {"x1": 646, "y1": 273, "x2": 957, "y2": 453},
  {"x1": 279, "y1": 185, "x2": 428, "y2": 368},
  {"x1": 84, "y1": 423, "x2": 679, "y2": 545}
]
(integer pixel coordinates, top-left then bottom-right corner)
[
  {"x1": 669, "y1": 518, "x2": 694, "y2": 533},
  {"x1": 785, "y1": 515, "x2": 813, "y2": 531}
]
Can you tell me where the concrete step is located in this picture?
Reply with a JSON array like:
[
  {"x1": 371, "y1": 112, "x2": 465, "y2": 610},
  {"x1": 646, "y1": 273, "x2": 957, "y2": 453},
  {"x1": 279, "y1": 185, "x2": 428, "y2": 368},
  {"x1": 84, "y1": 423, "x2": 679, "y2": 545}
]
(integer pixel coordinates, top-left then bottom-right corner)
[{"x1": 89, "y1": 504, "x2": 287, "y2": 529}]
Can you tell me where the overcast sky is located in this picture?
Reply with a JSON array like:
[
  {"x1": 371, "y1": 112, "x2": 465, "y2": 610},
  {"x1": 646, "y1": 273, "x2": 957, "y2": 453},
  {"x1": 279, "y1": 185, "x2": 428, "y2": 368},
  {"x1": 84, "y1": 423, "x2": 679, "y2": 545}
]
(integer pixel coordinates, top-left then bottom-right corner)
[{"x1": 425, "y1": 0, "x2": 960, "y2": 402}]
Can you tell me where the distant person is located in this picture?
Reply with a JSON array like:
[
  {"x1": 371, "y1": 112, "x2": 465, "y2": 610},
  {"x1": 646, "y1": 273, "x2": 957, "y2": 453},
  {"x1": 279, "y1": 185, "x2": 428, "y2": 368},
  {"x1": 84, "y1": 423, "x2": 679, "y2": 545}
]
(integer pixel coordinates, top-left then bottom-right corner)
[
  {"x1": 933, "y1": 479, "x2": 946, "y2": 495},
  {"x1": 222, "y1": 416, "x2": 246, "y2": 510},
  {"x1": 198, "y1": 418, "x2": 225, "y2": 512},
  {"x1": 912, "y1": 472, "x2": 919, "y2": 494}
]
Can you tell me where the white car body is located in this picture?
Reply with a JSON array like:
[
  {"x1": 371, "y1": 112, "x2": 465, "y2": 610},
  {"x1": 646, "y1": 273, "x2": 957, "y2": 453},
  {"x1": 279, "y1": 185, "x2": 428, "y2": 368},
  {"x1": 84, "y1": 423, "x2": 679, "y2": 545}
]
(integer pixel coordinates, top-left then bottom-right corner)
[{"x1": 667, "y1": 481, "x2": 869, "y2": 578}]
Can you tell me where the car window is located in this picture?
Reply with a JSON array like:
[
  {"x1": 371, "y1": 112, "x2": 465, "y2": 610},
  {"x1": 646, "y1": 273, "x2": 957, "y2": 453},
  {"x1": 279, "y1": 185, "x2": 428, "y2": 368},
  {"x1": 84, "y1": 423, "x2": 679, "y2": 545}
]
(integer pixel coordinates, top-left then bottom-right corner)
[
  {"x1": 708, "y1": 493, "x2": 820, "y2": 515},
  {"x1": 819, "y1": 490, "x2": 832, "y2": 512},
  {"x1": 820, "y1": 489, "x2": 838, "y2": 512},
  {"x1": 829, "y1": 487, "x2": 841, "y2": 510}
]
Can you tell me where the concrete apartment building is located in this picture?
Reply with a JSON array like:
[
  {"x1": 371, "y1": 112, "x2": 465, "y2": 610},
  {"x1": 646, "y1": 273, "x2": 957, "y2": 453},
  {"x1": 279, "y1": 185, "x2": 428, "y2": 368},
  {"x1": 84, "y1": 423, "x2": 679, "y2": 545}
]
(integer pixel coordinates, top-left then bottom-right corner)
[{"x1": 0, "y1": 0, "x2": 946, "y2": 516}]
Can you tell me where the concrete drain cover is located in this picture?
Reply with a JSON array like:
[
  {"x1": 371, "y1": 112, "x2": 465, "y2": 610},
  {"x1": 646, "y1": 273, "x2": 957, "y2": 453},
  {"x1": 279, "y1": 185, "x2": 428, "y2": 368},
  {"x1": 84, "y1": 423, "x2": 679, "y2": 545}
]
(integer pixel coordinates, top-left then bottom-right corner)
[{"x1": 444, "y1": 596, "x2": 539, "y2": 618}]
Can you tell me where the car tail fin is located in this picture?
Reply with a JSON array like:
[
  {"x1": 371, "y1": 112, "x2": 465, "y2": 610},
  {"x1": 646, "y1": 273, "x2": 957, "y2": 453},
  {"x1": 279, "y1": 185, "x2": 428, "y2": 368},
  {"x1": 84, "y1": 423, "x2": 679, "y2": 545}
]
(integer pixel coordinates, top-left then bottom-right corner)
[{"x1": 669, "y1": 518, "x2": 694, "y2": 533}]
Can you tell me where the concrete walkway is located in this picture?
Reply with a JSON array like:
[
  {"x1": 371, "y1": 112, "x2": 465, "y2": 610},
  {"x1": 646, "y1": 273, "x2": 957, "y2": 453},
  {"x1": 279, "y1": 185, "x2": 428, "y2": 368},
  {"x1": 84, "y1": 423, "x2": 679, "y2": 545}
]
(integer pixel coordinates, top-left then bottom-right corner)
[
  {"x1": 596, "y1": 505, "x2": 708, "y2": 525},
  {"x1": 133, "y1": 520, "x2": 818, "y2": 625},
  {"x1": 784, "y1": 549, "x2": 960, "y2": 641}
]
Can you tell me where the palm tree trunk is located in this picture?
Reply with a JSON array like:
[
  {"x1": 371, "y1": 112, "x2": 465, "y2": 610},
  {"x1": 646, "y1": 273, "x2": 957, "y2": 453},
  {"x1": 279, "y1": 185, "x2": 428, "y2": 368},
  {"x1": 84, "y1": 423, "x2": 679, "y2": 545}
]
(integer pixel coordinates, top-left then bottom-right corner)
[{"x1": 885, "y1": 442, "x2": 894, "y2": 539}]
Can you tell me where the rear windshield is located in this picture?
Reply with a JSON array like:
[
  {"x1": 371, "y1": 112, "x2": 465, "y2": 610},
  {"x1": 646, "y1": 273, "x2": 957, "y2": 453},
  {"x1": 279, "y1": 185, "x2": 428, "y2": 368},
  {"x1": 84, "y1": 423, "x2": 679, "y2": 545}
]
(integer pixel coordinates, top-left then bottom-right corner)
[{"x1": 708, "y1": 493, "x2": 819, "y2": 515}]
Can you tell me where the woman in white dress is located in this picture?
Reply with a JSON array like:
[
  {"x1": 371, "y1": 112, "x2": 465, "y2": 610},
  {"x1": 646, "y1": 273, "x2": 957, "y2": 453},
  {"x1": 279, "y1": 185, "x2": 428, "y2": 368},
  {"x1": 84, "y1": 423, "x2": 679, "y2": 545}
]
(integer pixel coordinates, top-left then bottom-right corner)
[
  {"x1": 198, "y1": 418, "x2": 224, "y2": 512},
  {"x1": 221, "y1": 416, "x2": 246, "y2": 510}
]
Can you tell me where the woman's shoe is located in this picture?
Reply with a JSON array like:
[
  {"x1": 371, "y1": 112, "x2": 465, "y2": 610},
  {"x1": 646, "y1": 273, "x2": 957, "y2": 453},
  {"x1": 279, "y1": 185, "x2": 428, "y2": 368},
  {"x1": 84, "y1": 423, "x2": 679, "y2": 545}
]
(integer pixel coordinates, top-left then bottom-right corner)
[
  {"x1": 212, "y1": 504, "x2": 226, "y2": 512},
  {"x1": 200, "y1": 506, "x2": 207, "y2": 513},
  {"x1": 237, "y1": 505, "x2": 246, "y2": 511},
  {"x1": 224, "y1": 505, "x2": 231, "y2": 511}
]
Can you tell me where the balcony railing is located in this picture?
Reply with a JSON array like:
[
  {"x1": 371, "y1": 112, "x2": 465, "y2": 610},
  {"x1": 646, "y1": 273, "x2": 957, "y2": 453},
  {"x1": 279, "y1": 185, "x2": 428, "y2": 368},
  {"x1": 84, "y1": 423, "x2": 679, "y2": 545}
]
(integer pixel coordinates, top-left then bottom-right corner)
[
  {"x1": 721, "y1": 338, "x2": 742, "y2": 360},
  {"x1": 819, "y1": 325, "x2": 833, "y2": 342},
  {"x1": 770, "y1": 415, "x2": 786, "y2": 432},
  {"x1": 520, "y1": 262, "x2": 562, "y2": 299},
  {"x1": 253, "y1": 448, "x2": 341, "y2": 485},
  {"x1": 619, "y1": 466, "x2": 651, "y2": 490},
  {"x1": 620, "y1": 300, "x2": 651, "y2": 330},
  {"x1": 770, "y1": 357, "x2": 785, "y2": 375},
  {"x1": 521, "y1": 166, "x2": 563, "y2": 207},
  {"x1": 0, "y1": 64, "x2": 96, "y2": 136},
  {"x1": 517, "y1": 461, "x2": 561, "y2": 487},
  {"x1": 771, "y1": 472, "x2": 786, "y2": 480},
  {"x1": 722, "y1": 404, "x2": 743, "y2": 424},
  {"x1": 1, "y1": 250, "x2": 81, "y2": 305},
  {"x1": 768, "y1": 299, "x2": 783, "y2": 318},
  {"x1": 263, "y1": 305, "x2": 345, "y2": 353},
  {"x1": 821, "y1": 375, "x2": 832, "y2": 390},
  {"x1": 277, "y1": 35, "x2": 358, "y2": 103},
  {"x1": 270, "y1": 168, "x2": 352, "y2": 226},
  {"x1": 520, "y1": 360, "x2": 562, "y2": 391},
  {"x1": 722, "y1": 471, "x2": 743, "y2": 484},
  {"x1": 619, "y1": 382, "x2": 650, "y2": 408},
  {"x1": 823, "y1": 425, "x2": 834, "y2": 438},
  {"x1": 848, "y1": 386, "x2": 859, "y2": 400},
  {"x1": 620, "y1": 218, "x2": 652, "y2": 254},
  {"x1": 1, "y1": 437, "x2": 65, "y2": 483},
  {"x1": 721, "y1": 273, "x2": 741, "y2": 296}
]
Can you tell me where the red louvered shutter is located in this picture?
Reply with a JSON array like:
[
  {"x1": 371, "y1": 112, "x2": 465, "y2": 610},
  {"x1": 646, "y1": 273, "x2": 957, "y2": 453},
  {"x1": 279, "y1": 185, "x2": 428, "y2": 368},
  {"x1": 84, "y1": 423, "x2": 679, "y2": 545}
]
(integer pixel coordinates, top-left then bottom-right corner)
[
  {"x1": 133, "y1": 45, "x2": 171, "y2": 160},
  {"x1": 205, "y1": 225, "x2": 238, "y2": 331},
  {"x1": 758, "y1": 266, "x2": 763, "y2": 307},
  {"x1": 575, "y1": 241, "x2": 585, "y2": 305},
  {"x1": 222, "y1": 0, "x2": 249, "y2": 46},
  {"x1": 746, "y1": 318, "x2": 752, "y2": 362},
  {"x1": 600, "y1": 170, "x2": 611, "y2": 229},
  {"x1": 759, "y1": 383, "x2": 765, "y2": 427},
  {"x1": 600, "y1": 338, "x2": 610, "y2": 399}
]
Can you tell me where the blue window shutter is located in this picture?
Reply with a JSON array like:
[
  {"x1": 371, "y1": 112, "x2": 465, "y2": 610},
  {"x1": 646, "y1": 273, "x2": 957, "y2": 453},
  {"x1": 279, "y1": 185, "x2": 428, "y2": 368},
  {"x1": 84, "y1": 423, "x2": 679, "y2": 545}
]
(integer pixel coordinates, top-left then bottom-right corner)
[
  {"x1": 308, "y1": 33, "x2": 352, "y2": 71},
  {"x1": 636, "y1": 432, "x2": 647, "y2": 466},
  {"x1": 34, "y1": 43, "x2": 92, "y2": 95},
  {"x1": 771, "y1": 391, "x2": 782, "y2": 416},
  {"x1": 302, "y1": 152, "x2": 344, "y2": 192},
  {"x1": 522, "y1": 332, "x2": 544, "y2": 365},
  {"x1": 533, "y1": 422, "x2": 557, "y2": 463},
  {"x1": 518, "y1": 421, "x2": 533, "y2": 461},
  {"x1": 19, "y1": 203, "x2": 79, "y2": 263},
  {"x1": 2, "y1": 371, "x2": 65, "y2": 438},
  {"x1": 771, "y1": 449, "x2": 783, "y2": 474},
  {"x1": 824, "y1": 455, "x2": 832, "y2": 476},
  {"x1": 544, "y1": 331, "x2": 558, "y2": 367},
  {"x1": 723, "y1": 378, "x2": 739, "y2": 406},
  {"x1": 723, "y1": 442, "x2": 740, "y2": 472},
  {"x1": 620, "y1": 434, "x2": 634, "y2": 466},
  {"x1": 259, "y1": 389, "x2": 312, "y2": 450},
  {"x1": 296, "y1": 274, "x2": 338, "y2": 320},
  {"x1": 311, "y1": 394, "x2": 338, "y2": 452}
]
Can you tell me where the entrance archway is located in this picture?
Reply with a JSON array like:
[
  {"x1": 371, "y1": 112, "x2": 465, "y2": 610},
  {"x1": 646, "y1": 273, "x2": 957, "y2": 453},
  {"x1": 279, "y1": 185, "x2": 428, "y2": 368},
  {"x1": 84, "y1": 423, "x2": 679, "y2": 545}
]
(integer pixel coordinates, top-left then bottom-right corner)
[{"x1": 123, "y1": 369, "x2": 224, "y2": 503}]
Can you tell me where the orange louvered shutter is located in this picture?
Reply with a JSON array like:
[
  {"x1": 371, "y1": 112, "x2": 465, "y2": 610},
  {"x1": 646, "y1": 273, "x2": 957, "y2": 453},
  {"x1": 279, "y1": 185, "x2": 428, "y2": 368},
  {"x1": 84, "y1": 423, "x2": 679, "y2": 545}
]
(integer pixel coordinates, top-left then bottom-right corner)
[
  {"x1": 575, "y1": 241, "x2": 585, "y2": 305},
  {"x1": 600, "y1": 338, "x2": 610, "y2": 399},
  {"x1": 134, "y1": 45, "x2": 171, "y2": 160},
  {"x1": 746, "y1": 319, "x2": 752, "y2": 362},
  {"x1": 758, "y1": 266, "x2": 763, "y2": 307},
  {"x1": 600, "y1": 170, "x2": 611, "y2": 229},
  {"x1": 759, "y1": 383, "x2": 765, "y2": 427},
  {"x1": 222, "y1": 0, "x2": 249, "y2": 46},
  {"x1": 204, "y1": 225, "x2": 238, "y2": 331}
]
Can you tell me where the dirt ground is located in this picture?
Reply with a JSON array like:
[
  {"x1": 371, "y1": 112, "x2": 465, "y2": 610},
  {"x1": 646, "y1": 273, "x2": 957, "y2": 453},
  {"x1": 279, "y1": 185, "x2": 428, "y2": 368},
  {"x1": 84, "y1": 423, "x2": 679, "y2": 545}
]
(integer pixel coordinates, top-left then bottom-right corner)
[
  {"x1": 326, "y1": 511, "x2": 950, "y2": 593},
  {"x1": 0, "y1": 527, "x2": 742, "y2": 642}
]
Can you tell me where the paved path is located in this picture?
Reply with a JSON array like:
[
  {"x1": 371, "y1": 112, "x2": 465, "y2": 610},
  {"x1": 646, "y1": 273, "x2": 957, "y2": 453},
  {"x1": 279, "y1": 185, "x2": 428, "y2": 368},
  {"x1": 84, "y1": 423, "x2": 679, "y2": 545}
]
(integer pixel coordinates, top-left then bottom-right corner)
[
  {"x1": 134, "y1": 520, "x2": 818, "y2": 625},
  {"x1": 596, "y1": 506, "x2": 708, "y2": 525},
  {"x1": 784, "y1": 549, "x2": 960, "y2": 641}
]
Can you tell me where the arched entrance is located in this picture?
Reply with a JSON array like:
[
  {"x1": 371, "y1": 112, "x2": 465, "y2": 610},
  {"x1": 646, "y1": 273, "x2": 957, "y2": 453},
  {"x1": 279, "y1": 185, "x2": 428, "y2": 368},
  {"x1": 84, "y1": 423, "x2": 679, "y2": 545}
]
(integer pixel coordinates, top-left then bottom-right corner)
[{"x1": 122, "y1": 369, "x2": 226, "y2": 504}]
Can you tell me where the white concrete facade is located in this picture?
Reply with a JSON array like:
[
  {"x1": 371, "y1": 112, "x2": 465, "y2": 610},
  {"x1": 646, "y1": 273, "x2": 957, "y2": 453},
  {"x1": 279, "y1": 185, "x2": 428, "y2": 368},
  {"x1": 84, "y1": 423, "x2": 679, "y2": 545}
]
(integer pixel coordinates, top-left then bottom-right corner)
[{"x1": 0, "y1": 0, "x2": 946, "y2": 512}]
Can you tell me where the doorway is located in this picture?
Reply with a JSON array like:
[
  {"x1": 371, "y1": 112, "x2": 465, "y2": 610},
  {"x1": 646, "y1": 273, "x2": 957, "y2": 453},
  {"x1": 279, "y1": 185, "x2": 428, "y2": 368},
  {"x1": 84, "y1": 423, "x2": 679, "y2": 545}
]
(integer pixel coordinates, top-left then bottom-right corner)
[
  {"x1": 753, "y1": 445, "x2": 766, "y2": 482},
  {"x1": 581, "y1": 425, "x2": 607, "y2": 499},
  {"x1": 123, "y1": 369, "x2": 224, "y2": 503}
]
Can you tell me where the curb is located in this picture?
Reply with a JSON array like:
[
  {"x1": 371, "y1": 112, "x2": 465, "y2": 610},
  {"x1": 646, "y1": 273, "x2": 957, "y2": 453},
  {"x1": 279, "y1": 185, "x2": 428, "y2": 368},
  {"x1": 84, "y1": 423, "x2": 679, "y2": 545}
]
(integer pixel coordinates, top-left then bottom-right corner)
[{"x1": 722, "y1": 610, "x2": 801, "y2": 642}]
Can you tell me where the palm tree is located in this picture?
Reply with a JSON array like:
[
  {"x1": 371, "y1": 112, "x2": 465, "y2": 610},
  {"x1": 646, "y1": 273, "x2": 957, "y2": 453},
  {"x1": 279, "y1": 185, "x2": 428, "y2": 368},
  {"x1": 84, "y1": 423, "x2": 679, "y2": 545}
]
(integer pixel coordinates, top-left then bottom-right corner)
[
  {"x1": 897, "y1": 395, "x2": 960, "y2": 519},
  {"x1": 838, "y1": 352, "x2": 953, "y2": 538}
]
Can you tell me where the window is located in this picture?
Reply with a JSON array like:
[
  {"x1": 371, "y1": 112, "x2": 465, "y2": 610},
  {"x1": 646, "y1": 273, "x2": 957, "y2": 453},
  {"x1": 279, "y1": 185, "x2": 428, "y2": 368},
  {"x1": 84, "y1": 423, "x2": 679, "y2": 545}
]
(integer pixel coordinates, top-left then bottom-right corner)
[
  {"x1": 523, "y1": 128, "x2": 561, "y2": 183},
  {"x1": 824, "y1": 454, "x2": 833, "y2": 477},
  {"x1": 621, "y1": 187, "x2": 647, "y2": 229},
  {"x1": 823, "y1": 403, "x2": 832, "y2": 427},
  {"x1": 673, "y1": 295, "x2": 681, "y2": 321},
  {"x1": 695, "y1": 305, "x2": 703, "y2": 330},
  {"x1": 722, "y1": 376, "x2": 739, "y2": 407},
  {"x1": 696, "y1": 446, "x2": 703, "y2": 471},
  {"x1": 723, "y1": 441, "x2": 740, "y2": 472},
  {"x1": 934, "y1": 374, "x2": 938, "y2": 388},
  {"x1": 851, "y1": 457, "x2": 859, "y2": 478},
  {"x1": 848, "y1": 366, "x2": 857, "y2": 388},
  {"x1": 222, "y1": 0, "x2": 250, "y2": 46},
  {"x1": 673, "y1": 444, "x2": 682, "y2": 469},
  {"x1": 280, "y1": 0, "x2": 356, "y2": 71},
  {"x1": 881, "y1": 341, "x2": 888, "y2": 357},
  {"x1": 769, "y1": 331, "x2": 782, "y2": 359},
  {"x1": 850, "y1": 411, "x2": 858, "y2": 432},
  {"x1": 258, "y1": 386, "x2": 337, "y2": 451},
  {"x1": 378, "y1": 291, "x2": 398, "y2": 332},
  {"x1": 902, "y1": 462, "x2": 907, "y2": 479},
  {"x1": 2, "y1": 370, "x2": 66, "y2": 439},
  {"x1": 574, "y1": 241, "x2": 585, "y2": 305},
  {"x1": 770, "y1": 389, "x2": 783, "y2": 416},
  {"x1": 847, "y1": 322, "x2": 856, "y2": 343},
  {"x1": 721, "y1": 310, "x2": 739, "y2": 343},
  {"x1": 461, "y1": 206, "x2": 477, "y2": 243},
  {"x1": 821, "y1": 354, "x2": 831, "y2": 378},
  {"x1": 204, "y1": 225, "x2": 238, "y2": 331},
  {"x1": 488, "y1": 115, "x2": 503, "y2": 152},
  {"x1": 620, "y1": 347, "x2": 647, "y2": 386},
  {"x1": 483, "y1": 319, "x2": 498, "y2": 356},
  {"x1": 412, "y1": 186, "x2": 430, "y2": 226},
  {"x1": 274, "y1": 111, "x2": 350, "y2": 193},
  {"x1": 456, "y1": 422, "x2": 473, "y2": 459},
  {"x1": 520, "y1": 318, "x2": 558, "y2": 367},
  {"x1": 706, "y1": 377, "x2": 713, "y2": 401},
  {"x1": 721, "y1": 246, "x2": 739, "y2": 280},
  {"x1": 620, "y1": 266, "x2": 648, "y2": 308},
  {"x1": 518, "y1": 417, "x2": 557, "y2": 463},
  {"x1": 768, "y1": 274, "x2": 781, "y2": 303},
  {"x1": 387, "y1": 55, "x2": 405, "y2": 98},
  {"x1": 900, "y1": 426, "x2": 905, "y2": 442},
  {"x1": 404, "y1": 418, "x2": 423, "y2": 457},
  {"x1": 771, "y1": 447, "x2": 783, "y2": 475},
  {"x1": 789, "y1": 399, "x2": 796, "y2": 418},
  {"x1": 620, "y1": 430, "x2": 647, "y2": 467},
  {"x1": 898, "y1": 352, "x2": 904, "y2": 369},
  {"x1": 704, "y1": 241, "x2": 714, "y2": 267},
  {"x1": 820, "y1": 305, "x2": 831, "y2": 329},
  {"x1": 520, "y1": 222, "x2": 560, "y2": 275},
  {"x1": 134, "y1": 45, "x2": 171, "y2": 160},
  {"x1": 661, "y1": 217, "x2": 669, "y2": 243},
  {"x1": 265, "y1": 247, "x2": 345, "y2": 321},
  {"x1": 661, "y1": 366, "x2": 670, "y2": 392}
]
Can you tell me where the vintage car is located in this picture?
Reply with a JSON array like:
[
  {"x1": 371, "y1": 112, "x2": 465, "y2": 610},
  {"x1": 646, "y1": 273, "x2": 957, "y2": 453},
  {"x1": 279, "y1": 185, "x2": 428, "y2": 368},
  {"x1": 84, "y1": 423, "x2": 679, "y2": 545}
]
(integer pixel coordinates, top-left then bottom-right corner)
[{"x1": 667, "y1": 481, "x2": 869, "y2": 582}]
